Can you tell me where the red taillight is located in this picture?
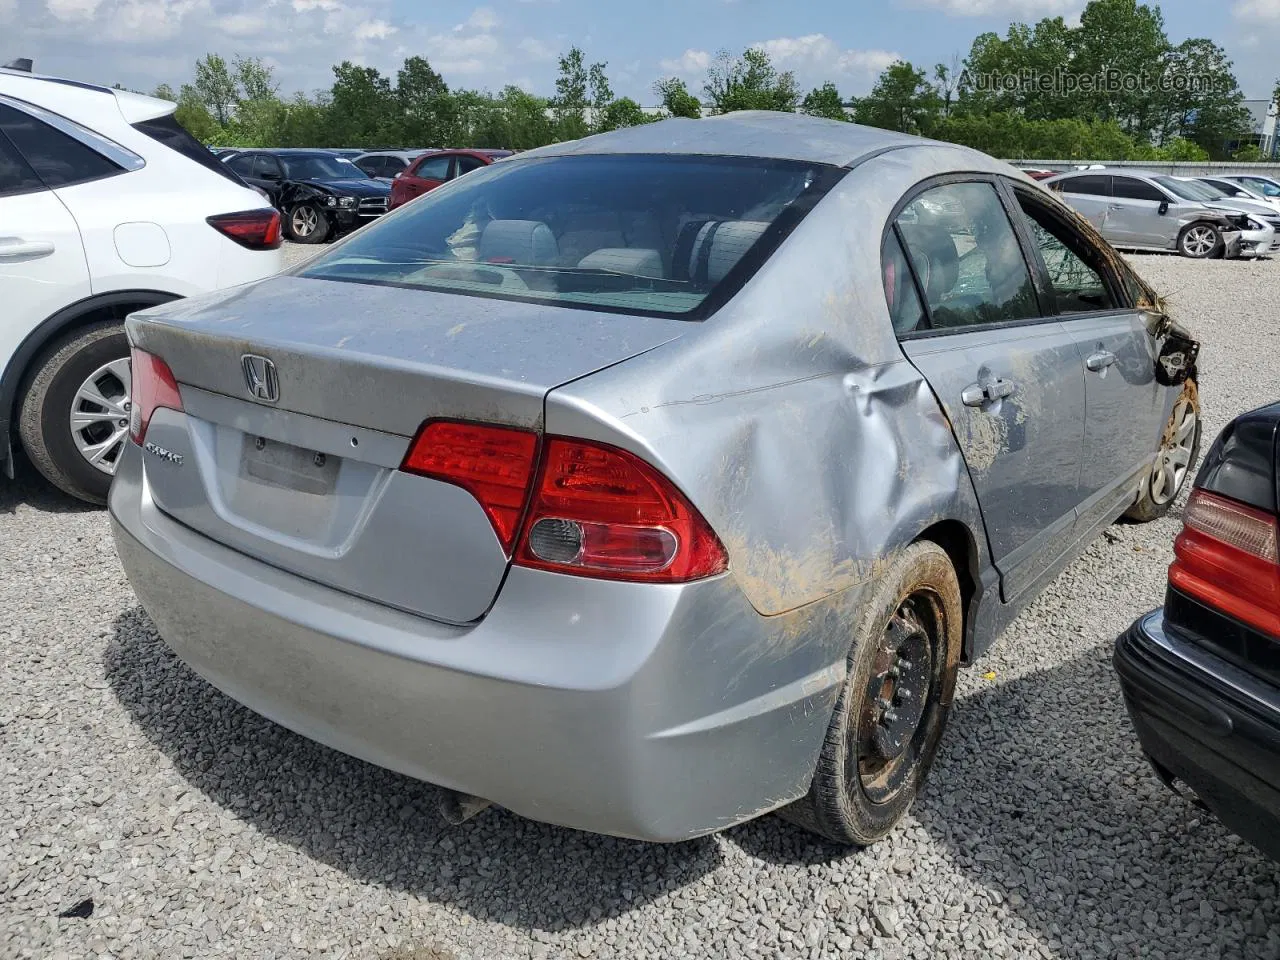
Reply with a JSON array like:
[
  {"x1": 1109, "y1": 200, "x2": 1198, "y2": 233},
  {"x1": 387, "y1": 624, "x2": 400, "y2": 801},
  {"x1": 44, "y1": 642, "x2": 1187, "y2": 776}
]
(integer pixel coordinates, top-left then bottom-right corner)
[
  {"x1": 398, "y1": 423, "x2": 728, "y2": 582},
  {"x1": 1170, "y1": 489, "x2": 1280, "y2": 638},
  {"x1": 128, "y1": 347, "x2": 183, "y2": 444},
  {"x1": 206, "y1": 209, "x2": 283, "y2": 250},
  {"x1": 515, "y1": 437, "x2": 728, "y2": 583},
  {"x1": 401, "y1": 421, "x2": 539, "y2": 552}
]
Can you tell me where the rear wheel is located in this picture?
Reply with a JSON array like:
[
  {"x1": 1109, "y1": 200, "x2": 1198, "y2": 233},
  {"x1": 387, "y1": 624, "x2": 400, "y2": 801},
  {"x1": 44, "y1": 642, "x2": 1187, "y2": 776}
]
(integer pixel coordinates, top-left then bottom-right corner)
[
  {"x1": 1124, "y1": 380, "x2": 1201, "y2": 523},
  {"x1": 1178, "y1": 223, "x2": 1221, "y2": 259},
  {"x1": 287, "y1": 203, "x2": 329, "y2": 244},
  {"x1": 18, "y1": 321, "x2": 131, "y2": 504},
  {"x1": 778, "y1": 541, "x2": 963, "y2": 845}
]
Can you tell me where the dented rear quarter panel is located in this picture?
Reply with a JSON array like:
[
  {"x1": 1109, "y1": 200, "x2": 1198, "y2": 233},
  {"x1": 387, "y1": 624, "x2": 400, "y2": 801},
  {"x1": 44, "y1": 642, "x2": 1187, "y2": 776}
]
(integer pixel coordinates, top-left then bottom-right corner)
[{"x1": 547, "y1": 144, "x2": 1013, "y2": 651}]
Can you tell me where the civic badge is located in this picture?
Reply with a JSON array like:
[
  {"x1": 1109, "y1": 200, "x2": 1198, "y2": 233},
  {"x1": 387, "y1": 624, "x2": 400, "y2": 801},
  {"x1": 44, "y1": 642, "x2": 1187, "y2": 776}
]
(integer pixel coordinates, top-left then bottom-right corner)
[{"x1": 241, "y1": 354, "x2": 279, "y2": 403}]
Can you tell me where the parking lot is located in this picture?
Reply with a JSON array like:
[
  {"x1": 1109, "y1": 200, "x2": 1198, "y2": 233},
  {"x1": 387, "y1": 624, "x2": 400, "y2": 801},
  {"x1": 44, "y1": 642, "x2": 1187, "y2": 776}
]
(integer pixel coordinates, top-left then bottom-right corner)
[{"x1": 2, "y1": 248, "x2": 1279, "y2": 960}]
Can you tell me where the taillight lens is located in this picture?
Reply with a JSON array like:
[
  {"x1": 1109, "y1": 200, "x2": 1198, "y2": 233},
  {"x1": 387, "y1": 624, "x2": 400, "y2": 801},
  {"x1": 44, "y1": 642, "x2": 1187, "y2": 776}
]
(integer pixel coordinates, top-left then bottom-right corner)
[
  {"x1": 515, "y1": 438, "x2": 728, "y2": 583},
  {"x1": 1170, "y1": 489, "x2": 1280, "y2": 638},
  {"x1": 401, "y1": 421, "x2": 538, "y2": 552},
  {"x1": 206, "y1": 209, "x2": 283, "y2": 250},
  {"x1": 128, "y1": 347, "x2": 183, "y2": 444}
]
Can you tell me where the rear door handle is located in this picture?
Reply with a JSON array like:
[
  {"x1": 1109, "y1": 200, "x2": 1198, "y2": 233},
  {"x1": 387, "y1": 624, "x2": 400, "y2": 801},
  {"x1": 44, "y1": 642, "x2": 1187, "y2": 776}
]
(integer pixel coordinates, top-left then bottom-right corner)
[
  {"x1": 1108, "y1": 204, "x2": 1124, "y2": 211},
  {"x1": 961, "y1": 378, "x2": 1016, "y2": 407},
  {"x1": 0, "y1": 238, "x2": 55, "y2": 260},
  {"x1": 1086, "y1": 350, "x2": 1117, "y2": 372}
]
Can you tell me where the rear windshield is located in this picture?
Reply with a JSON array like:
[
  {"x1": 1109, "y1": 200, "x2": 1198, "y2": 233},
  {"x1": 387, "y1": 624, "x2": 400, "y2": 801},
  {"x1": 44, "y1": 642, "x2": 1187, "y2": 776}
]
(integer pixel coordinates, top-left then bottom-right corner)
[
  {"x1": 298, "y1": 153, "x2": 842, "y2": 319},
  {"x1": 131, "y1": 113, "x2": 246, "y2": 186}
]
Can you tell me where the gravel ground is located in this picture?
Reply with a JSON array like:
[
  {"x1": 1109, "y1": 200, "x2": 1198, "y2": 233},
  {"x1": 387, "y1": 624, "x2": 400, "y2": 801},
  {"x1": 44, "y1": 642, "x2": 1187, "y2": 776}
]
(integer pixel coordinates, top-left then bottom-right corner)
[{"x1": 3, "y1": 250, "x2": 1280, "y2": 960}]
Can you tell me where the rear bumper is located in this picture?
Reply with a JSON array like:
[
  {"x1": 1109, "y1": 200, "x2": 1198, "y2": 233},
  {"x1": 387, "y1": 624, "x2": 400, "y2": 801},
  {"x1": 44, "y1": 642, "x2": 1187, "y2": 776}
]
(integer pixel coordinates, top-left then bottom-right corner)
[
  {"x1": 1114, "y1": 611, "x2": 1280, "y2": 860},
  {"x1": 109, "y1": 444, "x2": 842, "y2": 841}
]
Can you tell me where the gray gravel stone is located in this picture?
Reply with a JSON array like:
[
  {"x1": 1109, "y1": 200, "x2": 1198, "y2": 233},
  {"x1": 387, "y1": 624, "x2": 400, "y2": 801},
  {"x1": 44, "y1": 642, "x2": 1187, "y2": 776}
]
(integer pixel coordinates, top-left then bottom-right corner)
[{"x1": 3, "y1": 250, "x2": 1280, "y2": 958}]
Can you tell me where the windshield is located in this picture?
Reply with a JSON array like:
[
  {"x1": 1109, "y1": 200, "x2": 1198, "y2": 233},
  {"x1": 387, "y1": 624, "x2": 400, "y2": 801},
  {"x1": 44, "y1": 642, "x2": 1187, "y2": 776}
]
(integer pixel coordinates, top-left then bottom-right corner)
[
  {"x1": 1156, "y1": 177, "x2": 1220, "y2": 202},
  {"x1": 282, "y1": 155, "x2": 365, "y2": 180},
  {"x1": 298, "y1": 154, "x2": 840, "y2": 319}
]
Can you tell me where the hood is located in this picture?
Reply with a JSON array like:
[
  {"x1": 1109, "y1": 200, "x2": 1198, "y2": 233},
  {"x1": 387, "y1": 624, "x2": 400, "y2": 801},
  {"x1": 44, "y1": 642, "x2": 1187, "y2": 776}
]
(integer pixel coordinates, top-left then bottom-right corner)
[
  {"x1": 298, "y1": 177, "x2": 390, "y2": 197},
  {"x1": 1202, "y1": 198, "x2": 1280, "y2": 223}
]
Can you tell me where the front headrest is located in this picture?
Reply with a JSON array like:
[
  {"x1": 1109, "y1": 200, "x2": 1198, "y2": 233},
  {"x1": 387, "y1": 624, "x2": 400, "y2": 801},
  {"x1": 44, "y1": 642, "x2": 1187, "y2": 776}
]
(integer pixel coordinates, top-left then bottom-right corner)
[
  {"x1": 899, "y1": 226, "x2": 959, "y2": 304},
  {"x1": 478, "y1": 220, "x2": 559, "y2": 266}
]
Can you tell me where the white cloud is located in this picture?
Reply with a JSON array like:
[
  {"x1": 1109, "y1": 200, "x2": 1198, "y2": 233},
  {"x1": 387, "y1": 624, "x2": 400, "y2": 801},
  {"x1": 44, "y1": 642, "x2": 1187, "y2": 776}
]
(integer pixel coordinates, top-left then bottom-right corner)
[
  {"x1": 659, "y1": 48, "x2": 711, "y2": 75},
  {"x1": 353, "y1": 18, "x2": 395, "y2": 40},
  {"x1": 518, "y1": 36, "x2": 556, "y2": 61},
  {"x1": 291, "y1": 0, "x2": 341, "y2": 10},
  {"x1": 750, "y1": 35, "x2": 901, "y2": 94},
  {"x1": 214, "y1": 11, "x2": 268, "y2": 36},
  {"x1": 1234, "y1": 0, "x2": 1280, "y2": 20},
  {"x1": 46, "y1": 0, "x2": 101, "y2": 20},
  {"x1": 455, "y1": 6, "x2": 498, "y2": 31},
  {"x1": 900, "y1": 0, "x2": 1080, "y2": 14},
  {"x1": 0, "y1": 0, "x2": 15, "y2": 18}
]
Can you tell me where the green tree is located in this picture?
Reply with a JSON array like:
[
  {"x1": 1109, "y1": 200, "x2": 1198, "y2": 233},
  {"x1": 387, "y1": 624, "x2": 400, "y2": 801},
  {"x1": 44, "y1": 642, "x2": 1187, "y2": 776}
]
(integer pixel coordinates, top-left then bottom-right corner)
[
  {"x1": 1070, "y1": 0, "x2": 1170, "y2": 134},
  {"x1": 854, "y1": 61, "x2": 942, "y2": 135},
  {"x1": 551, "y1": 46, "x2": 592, "y2": 139},
  {"x1": 194, "y1": 53, "x2": 238, "y2": 127},
  {"x1": 801, "y1": 83, "x2": 847, "y2": 121},
  {"x1": 396, "y1": 56, "x2": 450, "y2": 146},
  {"x1": 174, "y1": 84, "x2": 223, "y2": 143},
  {"x1": 1157, "y1": 39, "x2": 1251, "y2": 159},
  {"x1": 598, "y1": 97, "x2": 654, "y2": 131},
  {"x1": 327, "y1": 62, "x2": 397, "y2": 146},
  {"x1": 703, "y1": 48, "x2": 798, "y2": 114},
  {"x1": 654, "y1": 77, "x2": 701, "y2": 118}
]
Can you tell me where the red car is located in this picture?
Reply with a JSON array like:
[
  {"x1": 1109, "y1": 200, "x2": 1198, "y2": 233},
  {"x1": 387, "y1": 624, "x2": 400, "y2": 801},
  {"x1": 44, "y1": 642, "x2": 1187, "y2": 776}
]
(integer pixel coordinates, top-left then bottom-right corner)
[{"x1": 389, "y1": 149, "x2": 514, "y2": 210}]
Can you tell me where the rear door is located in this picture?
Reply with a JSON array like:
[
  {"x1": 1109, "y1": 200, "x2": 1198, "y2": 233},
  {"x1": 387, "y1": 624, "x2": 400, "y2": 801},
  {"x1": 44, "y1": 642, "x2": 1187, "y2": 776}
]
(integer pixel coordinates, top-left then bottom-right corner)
[
  {"x1": 1108, "y1": 176, "x2": 1174, "y2": 249},
  {"x1": 0, "y1": 123, "x2": 90, "y2": 379},
  {"x1": 1008, "y1": 181, "x2": 1167, "y2": 533},
  {"x1": 1052, "y1": 174, "x2": 1111, "y2": 231},
  {"x1": 892, "y1": 178, "x2": 1086, "y2": 602},
  {"x1": 405, "y1": 153, "x2": 452, "y2": 200}
]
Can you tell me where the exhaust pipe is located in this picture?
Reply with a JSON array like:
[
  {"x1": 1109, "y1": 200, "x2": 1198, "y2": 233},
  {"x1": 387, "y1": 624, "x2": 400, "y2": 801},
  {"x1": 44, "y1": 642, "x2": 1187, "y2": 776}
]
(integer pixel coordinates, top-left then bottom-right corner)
[{"x1": 437, "y1": 789, "x2": 492, "y2": 825}]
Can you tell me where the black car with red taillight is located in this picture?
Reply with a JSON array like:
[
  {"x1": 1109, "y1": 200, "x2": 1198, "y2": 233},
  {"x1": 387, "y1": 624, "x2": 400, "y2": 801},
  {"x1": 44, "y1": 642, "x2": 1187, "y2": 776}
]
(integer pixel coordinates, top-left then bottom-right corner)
[{"x1": 1115, "y1": 402, "x2": 1280, "y2": 861}]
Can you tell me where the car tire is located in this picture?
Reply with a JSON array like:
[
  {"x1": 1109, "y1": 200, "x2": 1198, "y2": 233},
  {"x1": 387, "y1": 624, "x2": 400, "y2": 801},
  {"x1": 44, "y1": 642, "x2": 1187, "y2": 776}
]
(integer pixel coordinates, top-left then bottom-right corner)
[
  {"x1": 1178, "y1": 222, "x2": 1222, "y2": 259},
  {"x1": 286, "y1": 203, "x2": 330, "y2": 244},
  {"x1": 18, "y1": 321, "x2": 131, "y2": 505},
  {"x1": 777, "y1": 540, "x2": 963, "y2": 845},
  {"x1": 1124, "y1": 380, "x2": 1202, "y2": 523}
]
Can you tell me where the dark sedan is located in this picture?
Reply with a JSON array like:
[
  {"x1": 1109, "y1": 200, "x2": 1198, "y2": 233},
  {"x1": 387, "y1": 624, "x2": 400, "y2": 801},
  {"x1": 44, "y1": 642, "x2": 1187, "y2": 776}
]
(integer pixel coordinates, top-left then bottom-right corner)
[
  {"x1": 225, "y1": 149, "x2": 391, "y2": 243},
  {"x1": 1115, "y1": 402, "x2": 1280, "y2": 861}
]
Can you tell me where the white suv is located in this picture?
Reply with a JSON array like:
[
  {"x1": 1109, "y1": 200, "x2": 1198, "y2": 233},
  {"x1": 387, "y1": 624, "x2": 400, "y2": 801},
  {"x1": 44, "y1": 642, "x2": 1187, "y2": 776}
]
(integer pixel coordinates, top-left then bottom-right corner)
[{"x1": 0, "y1": 64, "x2": 282, "y2": 503}]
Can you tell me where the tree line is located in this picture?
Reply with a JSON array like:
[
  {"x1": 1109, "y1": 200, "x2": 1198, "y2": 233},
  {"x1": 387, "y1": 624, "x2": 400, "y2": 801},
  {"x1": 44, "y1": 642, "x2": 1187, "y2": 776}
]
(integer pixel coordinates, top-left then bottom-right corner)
[{"x1": 149, "y1": 0, "x2": 1274, "y2": 162}]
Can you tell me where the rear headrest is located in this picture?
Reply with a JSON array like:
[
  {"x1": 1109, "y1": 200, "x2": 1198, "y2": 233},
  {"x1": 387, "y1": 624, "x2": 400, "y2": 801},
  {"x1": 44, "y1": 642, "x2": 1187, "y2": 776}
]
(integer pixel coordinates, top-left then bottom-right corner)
[
  {"x1": 478, "y1": 220, "x2": 559, "y2": 266},
  {"x1": 577, "y1": 248, "x2": 663, "y2": 277},
  {"x1": 676, "y1": 220, "x2": 770, "y2": 284}
]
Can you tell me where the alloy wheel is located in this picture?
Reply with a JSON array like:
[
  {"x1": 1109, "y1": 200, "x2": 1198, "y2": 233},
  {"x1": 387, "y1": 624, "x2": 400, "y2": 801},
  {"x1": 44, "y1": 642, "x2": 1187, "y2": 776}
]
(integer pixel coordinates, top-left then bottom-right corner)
[
  {"x1": 1182, "y1": 226, "x2": 1217, "y2": 257},
  {"x1": 69, "y1": 357, "x2": 131, "y2": 476},
  {"x1": 1148, "y1": 395, "x2": 1199, "y2": 506},
  {"x1": 291, "y1": 206, "x2": 319, "y2": 238}
]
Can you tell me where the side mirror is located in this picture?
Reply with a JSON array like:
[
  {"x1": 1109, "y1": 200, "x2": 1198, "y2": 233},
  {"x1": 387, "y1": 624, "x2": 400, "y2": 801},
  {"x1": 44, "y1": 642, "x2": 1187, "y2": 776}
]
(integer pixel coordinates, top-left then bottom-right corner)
[{"x1": 1157, "y1": 201, "x2": 1170, "y2": 216}]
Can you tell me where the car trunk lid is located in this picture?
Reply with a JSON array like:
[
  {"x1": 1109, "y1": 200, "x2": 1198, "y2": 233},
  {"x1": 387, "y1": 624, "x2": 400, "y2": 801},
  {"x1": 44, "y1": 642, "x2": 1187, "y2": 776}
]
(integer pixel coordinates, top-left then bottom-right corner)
[{"x1": 127, "y1": 275, "x2": 685, "y2": 623}]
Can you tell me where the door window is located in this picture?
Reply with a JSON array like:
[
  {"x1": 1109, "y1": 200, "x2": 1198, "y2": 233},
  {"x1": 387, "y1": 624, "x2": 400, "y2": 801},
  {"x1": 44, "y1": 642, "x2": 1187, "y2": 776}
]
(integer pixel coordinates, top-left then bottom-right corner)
[
  {"x1": 881, "y1": 230, "x2": 926, "y2": 335},
  {"x1": 1016, "y1": 194, "x2": 1117, "y2": 314},
  {"x1": 1112, "y1": 177, "x2": 1167, "y2": 202},
  {"x1": 0, "y1": 130, "x2": 44, "y2": 198},
  {"x1": 384, "y1": 156, "x2": 407, "y2": 175},
  {"x1": 895, "y1": 181, "x2": 1039, "y2": 330},
  {"x1": 253, "y1": 155, "x2": 284, "y2": 179},
  {"x1": 356, "y1": 156, "x2": 383, "y2": 178},
  {"x1": 227, "y1": 154, "x2": 256, "y2": 177},
  {"x1": 1055, "y1": 175, "x2": 1110, "y2": 197},
  {"x1": 455, "y1": 155, "x2": 486, "y2": 177},
  {"x1": 1242, "y1": 177, "x2": 1280, "y2": 198},
  {"x1": 0, "y1": 103, "x2": 124, "y2": 188},
  {"x1": 414, "y1": 155, "x2": 452, "y2": 180}
]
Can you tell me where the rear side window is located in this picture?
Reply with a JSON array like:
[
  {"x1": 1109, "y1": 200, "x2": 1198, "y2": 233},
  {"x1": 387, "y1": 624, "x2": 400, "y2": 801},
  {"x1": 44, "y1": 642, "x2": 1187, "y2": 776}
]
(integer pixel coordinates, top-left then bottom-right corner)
[
  {"x1": 0, "y1": 130, "x2": 44, "y2": 197},
  {"x1": 414, "y1": 155, "x2": 452, "y2": 180},
  {"x1": 226, "y1": 154, "x2": 256, "y2": 177},
  {"x1": 300, "y1": 153, "x2": 841, "y2": 320},
  {"x1": 456, "y1": 155, "x2": 486, "y2": 176},
  {"x1": 882, "y1": 230, "x2": 926, "y2": 335},
  {"x1": 131, "y1": 113, "x2": 246, "y2": 186},
  {"x1": 356, "y1": 156, "x2": 384, "y2": 178},
  {"x1": 895, "y1": 181, "x2": 1039, "y2": 330},
  {"x1": 0, "y1": 102, "x2": 123, "y2": 188},
  {"x1": 1112, "y1": 177, "x2": 1166, "y2": 202},
  {"x1": 1057, "y1": 175, "x2": 1110, "y2": 197}
]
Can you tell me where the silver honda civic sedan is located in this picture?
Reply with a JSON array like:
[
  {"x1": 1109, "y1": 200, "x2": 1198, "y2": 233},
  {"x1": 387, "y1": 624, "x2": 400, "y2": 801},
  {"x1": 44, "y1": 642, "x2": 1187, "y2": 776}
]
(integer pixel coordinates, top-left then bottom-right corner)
[{"x1": 110, "y1": 112, "x2": 1202, "y2": 844}]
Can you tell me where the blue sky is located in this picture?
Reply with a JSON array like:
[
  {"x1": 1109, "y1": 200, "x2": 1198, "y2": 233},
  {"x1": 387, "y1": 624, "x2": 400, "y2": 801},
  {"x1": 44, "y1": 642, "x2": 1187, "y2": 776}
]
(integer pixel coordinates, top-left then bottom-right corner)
[{"x1": 4, "y1": 0, "x2": 1278, "y2": 103}]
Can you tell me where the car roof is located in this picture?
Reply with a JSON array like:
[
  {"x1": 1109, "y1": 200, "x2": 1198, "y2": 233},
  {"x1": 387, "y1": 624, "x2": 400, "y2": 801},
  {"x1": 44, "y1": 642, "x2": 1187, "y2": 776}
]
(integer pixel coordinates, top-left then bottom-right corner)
[{"x1": 517, "y1": 111, "x2": 936, "y2": 168}]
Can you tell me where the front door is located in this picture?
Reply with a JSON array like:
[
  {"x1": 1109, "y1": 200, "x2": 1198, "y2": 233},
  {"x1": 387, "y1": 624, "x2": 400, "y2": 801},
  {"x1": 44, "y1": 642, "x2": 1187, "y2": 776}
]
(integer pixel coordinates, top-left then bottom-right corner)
[
  {"x1": 1107, "y1": 176, "x2": 1175, "y2": 249},
  {"x1": 892, "y1": 179, "x2": 1086, "y2": 602}
]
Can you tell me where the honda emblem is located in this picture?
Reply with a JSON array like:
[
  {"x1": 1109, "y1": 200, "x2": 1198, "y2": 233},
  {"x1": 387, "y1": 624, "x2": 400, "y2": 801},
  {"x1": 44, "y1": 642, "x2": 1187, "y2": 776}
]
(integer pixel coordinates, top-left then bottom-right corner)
[{"x1": 241, "y1": 354, "x2": 279, "y2": 403}]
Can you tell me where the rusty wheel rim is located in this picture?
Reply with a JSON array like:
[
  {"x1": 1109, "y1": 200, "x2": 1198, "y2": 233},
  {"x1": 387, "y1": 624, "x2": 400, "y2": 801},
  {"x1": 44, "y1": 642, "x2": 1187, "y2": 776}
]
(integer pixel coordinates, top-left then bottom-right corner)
[{"x1": 853, "y1": 590, "x2": 943, "y2": 805}]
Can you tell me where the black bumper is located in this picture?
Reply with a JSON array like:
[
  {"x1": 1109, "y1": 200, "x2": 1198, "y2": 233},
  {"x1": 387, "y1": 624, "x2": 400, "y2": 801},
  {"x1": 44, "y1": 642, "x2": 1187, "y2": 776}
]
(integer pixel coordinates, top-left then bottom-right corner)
[{"x1": 1114, "y1": 611, "x2": 1280, "y2": 860}]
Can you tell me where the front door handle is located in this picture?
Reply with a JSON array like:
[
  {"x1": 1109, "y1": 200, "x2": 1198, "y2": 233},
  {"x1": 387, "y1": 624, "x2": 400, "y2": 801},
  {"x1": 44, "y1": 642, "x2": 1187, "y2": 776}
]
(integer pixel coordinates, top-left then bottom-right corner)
[
  {"x1": 1108, "y1": 203, "x2": 1124, "y2": 211},
  {"x1": 0, "y1": 238, "x2": 55, "y2": 260},
  {"x1": 1086, "y1": 350, "x2": 1117, "y2": 372},
  {"x1": 961, "y1": 377, "x2": 1016, "y2": 407}
]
